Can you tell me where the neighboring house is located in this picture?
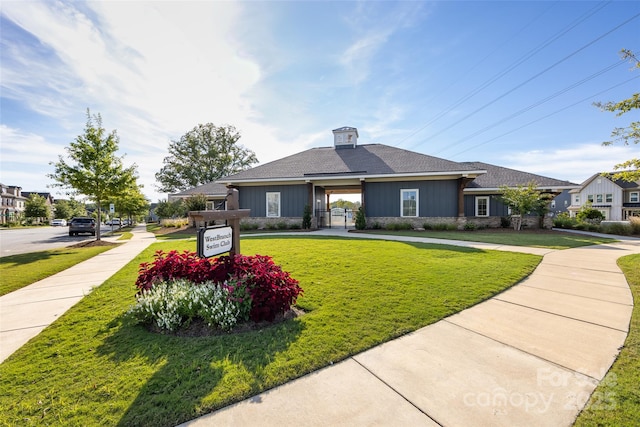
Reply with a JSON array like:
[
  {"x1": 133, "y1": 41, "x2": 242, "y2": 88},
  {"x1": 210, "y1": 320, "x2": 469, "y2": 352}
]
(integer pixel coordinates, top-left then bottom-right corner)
[
  {"x1": 169, "y1": 182, "x2": 229, "y2": 210},
  {"x1": 0, "y1": 184, "x2": 27, "y2": 224},
  {"x1": 205, "y1": 127, "x2": 577, "y2": 229},
  {"x1": 568, "y1": 173, "x2": 640, "y2": 220},
  {"x1": 548, "y1": 190, "x2": 573, "y2": 216}
]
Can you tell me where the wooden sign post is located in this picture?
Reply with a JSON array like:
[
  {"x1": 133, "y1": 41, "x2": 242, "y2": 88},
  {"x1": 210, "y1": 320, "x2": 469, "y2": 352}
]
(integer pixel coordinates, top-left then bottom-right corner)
[{"x1": 189, "y1": 188, "x2": 250, "y2": 257}]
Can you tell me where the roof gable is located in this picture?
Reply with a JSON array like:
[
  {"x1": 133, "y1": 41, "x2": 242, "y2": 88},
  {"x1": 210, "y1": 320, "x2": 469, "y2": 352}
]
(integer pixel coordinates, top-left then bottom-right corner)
[{"x1": 578, "y1": 172, "x2": 640, "y2": 190}]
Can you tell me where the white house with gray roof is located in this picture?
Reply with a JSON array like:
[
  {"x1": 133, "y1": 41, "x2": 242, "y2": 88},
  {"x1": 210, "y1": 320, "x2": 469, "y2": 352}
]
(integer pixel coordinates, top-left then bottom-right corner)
[
  {"x1": 568, "y1": 173, "x2": 640, "y2": 220},
  {"x1": 190, "y1": 127, "x2": 578, "y2": 229}
]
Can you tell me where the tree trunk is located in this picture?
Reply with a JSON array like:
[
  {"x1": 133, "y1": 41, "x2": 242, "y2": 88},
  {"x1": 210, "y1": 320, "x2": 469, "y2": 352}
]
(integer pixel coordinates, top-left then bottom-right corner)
[{"x1": 512, "y1": 215, "x2": 522, "y2": 231}]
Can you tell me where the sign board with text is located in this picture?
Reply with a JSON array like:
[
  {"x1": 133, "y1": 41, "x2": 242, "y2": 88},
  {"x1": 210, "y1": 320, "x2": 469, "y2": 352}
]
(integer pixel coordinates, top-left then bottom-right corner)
[{"x1": 197, "y1": 225, "x2": 233, "y2": 258}]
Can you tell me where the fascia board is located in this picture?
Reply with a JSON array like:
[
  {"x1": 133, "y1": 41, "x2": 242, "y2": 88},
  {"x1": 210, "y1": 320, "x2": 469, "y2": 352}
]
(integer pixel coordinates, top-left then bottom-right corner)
[
  {"x1": 464, "y1": 185, "x2": 580, "y2": 193},
  {"x1": 220, "y1": 170, "x2": 487, "y2": 186}
]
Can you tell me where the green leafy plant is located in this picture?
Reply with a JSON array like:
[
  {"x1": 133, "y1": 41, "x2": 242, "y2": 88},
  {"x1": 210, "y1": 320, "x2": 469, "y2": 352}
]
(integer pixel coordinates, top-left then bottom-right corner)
[
  {"x1": 302, "y1": 204, "x2": 312, "y2": 229},
  {"x1": 355, "y1": 207, "x2": 367, "y2": 230},
  {"x1": 129, "y1": 278, "x2": 250, "y2": 331},
  {"x1": 576, "y1": 203, "x2": 605, "y2": 224},
  {"x1": 135, "y1": 250, "x2": 303, "y2": 324}
]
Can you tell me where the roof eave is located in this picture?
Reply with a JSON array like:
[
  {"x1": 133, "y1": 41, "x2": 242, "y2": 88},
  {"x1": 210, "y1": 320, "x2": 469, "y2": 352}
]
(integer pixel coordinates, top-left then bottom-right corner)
[
  {"x1": 465, "y1": 184, "x2": 580, "y2": 193},
  {"x1": 220, "y1": 170, "x2": 487, "y2": 186}
]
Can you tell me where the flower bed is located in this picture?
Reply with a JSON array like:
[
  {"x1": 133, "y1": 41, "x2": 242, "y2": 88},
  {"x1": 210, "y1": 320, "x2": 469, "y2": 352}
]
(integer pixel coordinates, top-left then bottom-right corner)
[{"x1": 129, "y1": 250, "x2": 303, "y2": 332}]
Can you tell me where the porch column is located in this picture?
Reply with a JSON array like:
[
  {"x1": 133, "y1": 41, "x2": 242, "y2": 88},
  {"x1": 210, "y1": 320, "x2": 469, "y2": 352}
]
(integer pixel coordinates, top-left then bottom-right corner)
[
  {"x1": 458, "y1": 178, "x2": 472, "y2": 217},
  {"x1": 307, "y1": 182, "x2": 313, "y2": 207}
]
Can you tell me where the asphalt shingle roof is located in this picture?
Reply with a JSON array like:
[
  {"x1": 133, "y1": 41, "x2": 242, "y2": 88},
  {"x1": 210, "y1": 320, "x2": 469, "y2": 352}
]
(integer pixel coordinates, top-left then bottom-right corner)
[
  {"x1": 170, "y1": 182, "x2": 229, "y2": 197},
  {"x1": 460, "y1": 162, "x2": 578, "y2": 189},
  {"x1": 222, "y1": 144, "x2": 481, "y2": 181}
]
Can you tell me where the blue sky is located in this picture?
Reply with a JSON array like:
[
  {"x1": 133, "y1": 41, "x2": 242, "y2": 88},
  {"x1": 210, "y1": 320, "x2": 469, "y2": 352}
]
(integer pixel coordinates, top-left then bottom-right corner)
[{"x1": 1, "y1": 1, "x2": 639, "y2": 203}]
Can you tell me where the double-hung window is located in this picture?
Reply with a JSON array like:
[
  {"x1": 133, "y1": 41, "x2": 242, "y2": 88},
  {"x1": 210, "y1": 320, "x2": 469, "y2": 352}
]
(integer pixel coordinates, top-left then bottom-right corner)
[
  {"x1": 401, "y1": 189, "x2": 418, "y2": 217},
  {"x1": 631, "y1": 192, "x2": 639, "y2": 203},
  {"x1": 266, "y1": 192, "x2": 281, "y2": 217},
  {"x1": 605, "y1": 194, "x2": 613, "y2": 203},
  {"x1": 596, "y1": 194, "x2": 603, "y2": 204},
  {"x1": 475, "y1": 196, "x2": 489, "y2": 217}
]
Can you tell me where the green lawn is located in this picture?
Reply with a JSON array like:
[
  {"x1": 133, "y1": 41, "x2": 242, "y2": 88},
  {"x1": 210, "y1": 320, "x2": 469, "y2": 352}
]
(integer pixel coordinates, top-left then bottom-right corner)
[
  {"x1": 360, "y1": 229, "x2": 616, "y2": 249},
  {"x1": 573, "y1": 253, "x2": 640, "y2": 426},
  {"x1": 0, "y1": 236, "x2": 541, "y2": 426},
  {"x1": 0, "y1": 246, "x2": 116, "y2": 296}
]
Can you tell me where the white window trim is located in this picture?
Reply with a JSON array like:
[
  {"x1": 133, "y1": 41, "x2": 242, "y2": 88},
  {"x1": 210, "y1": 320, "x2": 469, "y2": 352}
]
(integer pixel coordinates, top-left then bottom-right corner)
[
  {"x1": 400, "y1": 189, "x2": 419, "y2": 217},
  {"x1": 631, "y1": 192, "x2": 639, "y2": 203},
  {"x1": 475, "y1": 196, "x2": 490, "y2": 217},
  {"x1": 266, "y1": 192, "x2": 281, "y2": 217}
]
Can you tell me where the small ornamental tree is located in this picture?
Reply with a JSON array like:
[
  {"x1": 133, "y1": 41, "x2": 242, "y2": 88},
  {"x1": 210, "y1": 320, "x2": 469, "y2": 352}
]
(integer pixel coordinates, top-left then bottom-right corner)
[
  {"x1": 48, "y1": 109, "x2": 138, "y2": 240},
  {"x1": 499, "y1": 182, "x2": 542, "y2": 231}
]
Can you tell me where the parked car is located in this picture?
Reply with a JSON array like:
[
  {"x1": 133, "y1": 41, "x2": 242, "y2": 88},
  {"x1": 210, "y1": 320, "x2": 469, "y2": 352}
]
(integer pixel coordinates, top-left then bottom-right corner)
[
  {"x1": 105, "y1": 218, "x2": 121, "y2": 226},
  {"x1": 51, "y1": 219, "x2": 67, "y2": 226},
  {"x1": 69, "y1": 217, "x2": 96, "y2": 236}
]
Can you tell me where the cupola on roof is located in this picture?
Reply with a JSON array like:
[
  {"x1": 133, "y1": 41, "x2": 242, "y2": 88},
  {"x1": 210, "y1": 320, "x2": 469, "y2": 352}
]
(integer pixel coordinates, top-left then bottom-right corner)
[{"x1": 332, "y1": 126, "x2": 358, "y2": 149}]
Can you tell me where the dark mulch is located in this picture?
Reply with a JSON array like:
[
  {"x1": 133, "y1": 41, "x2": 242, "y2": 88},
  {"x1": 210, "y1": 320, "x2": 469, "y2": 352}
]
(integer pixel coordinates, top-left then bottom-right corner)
[
  {"x1": 154, "y1": 225, "x2": 193, "y2": 235},
  {"x1": 67, "y1": 240, "x2": 121, "y2": 249},
  {"x1": 148, "y1": 307, "x2": 305, "y2": 338}
]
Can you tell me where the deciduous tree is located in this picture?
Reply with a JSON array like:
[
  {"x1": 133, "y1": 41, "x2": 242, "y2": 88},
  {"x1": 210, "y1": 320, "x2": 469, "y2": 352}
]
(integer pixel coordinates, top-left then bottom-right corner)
[
  {"x1": 594, "y1": 49, "x2": 639, "y2": 182},
  {"x1": 24, "y1": 193, "x2": 49, "y2": 222},
  {"x1": 155, "y1": 124, "x2": 258, "y2": 193},
  {"x1": 48, "y1": 110, "x2": 138, "y2": 240},
  {"x1": 499, "y1": 182, "x2": 543, "y2": 231}
]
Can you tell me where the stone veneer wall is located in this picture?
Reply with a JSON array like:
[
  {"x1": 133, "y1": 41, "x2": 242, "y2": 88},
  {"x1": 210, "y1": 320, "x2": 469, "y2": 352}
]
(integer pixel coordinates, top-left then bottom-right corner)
[
  {"x1": 366, "y1": 216, "x2": 549, "y2": 230},
  {"x1": 240, "y1": 217, "x2": 305, "y2": 229}
]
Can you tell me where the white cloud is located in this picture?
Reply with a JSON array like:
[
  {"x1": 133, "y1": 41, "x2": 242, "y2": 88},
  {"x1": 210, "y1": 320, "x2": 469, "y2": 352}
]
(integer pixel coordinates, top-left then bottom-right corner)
[
  {"x1": 0, "y1": 125, "x2": 61, "y2": 165},
  {"x1": 497, "y1": 143, "x2": 638, "y2": 184},
  {"x1": 1, "y1": 1, "x2": 292, "y2": 202}
]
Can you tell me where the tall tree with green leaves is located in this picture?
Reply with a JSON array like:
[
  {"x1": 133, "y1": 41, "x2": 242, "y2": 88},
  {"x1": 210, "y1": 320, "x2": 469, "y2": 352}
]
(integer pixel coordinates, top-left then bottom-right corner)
[
  {"x1": 48, "y1": 110, "x2": 138, "y2": 240},
  {"x1": 594, "y1": 49, "x2": 639, "y2": 182},
  {"x1": 155, "y1": 123, "x2": 258, "y2": 193}
]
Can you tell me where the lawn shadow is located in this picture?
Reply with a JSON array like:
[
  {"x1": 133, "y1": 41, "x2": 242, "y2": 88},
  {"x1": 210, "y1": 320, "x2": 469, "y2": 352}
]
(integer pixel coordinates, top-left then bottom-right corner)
[
  {"x1": 0, "y1": 249, "x2": 82, "y2": 266},
  {"x1": 96, "y1": 315, "x2": 305, "y2": 427}
]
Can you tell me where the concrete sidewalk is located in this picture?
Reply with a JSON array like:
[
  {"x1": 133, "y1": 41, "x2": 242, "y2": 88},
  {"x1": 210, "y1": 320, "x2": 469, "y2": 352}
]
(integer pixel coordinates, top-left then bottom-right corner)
[
  {"x1": 0, "y1": 225, "x2": 156, "y2": 363},
  {"x1": 180, "y1": 234, "x2": 639, "y2": 427}
]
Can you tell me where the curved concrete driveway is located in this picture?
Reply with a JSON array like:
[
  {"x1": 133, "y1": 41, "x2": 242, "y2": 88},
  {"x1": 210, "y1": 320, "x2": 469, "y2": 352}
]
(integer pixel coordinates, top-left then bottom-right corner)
[{"x1": 181, "y1": 232, "x2": 638, "y2": 427}]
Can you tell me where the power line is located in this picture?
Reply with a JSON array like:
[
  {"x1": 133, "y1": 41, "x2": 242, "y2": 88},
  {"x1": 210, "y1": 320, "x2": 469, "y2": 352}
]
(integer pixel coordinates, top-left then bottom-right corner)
[
  {"x1": 407, "y1": 10, "x2": 640, "y2": 151},
  {"x1": 433, "y1": 58, "x2": 628, "y2": 155},
  {"x1": 393, "y1": 0, "x2": 613, "y2": 148},
  {"x1": 447, "y1": 75, "x2": 640, "y2": 159},
  {"x1": 393, "y1": 1, "x2": 562, "y2": 146}
]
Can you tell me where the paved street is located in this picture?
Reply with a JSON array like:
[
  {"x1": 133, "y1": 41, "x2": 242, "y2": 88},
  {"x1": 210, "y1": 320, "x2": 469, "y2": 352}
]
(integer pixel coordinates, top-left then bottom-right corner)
[{"x1": 0, "y1": 224, "x2": 118, "y2": 257}]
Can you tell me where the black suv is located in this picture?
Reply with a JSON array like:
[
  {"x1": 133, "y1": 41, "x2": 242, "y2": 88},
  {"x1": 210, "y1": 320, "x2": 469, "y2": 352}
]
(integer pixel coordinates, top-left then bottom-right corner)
[{"x1": 68, "y1": 217, "x2": 96, "y2": 236}]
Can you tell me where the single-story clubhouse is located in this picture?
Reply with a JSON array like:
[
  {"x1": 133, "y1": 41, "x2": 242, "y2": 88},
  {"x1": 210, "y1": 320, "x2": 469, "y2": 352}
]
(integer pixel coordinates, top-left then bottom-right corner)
[{"x1": 171, "y1": 127, "x2": 579, "y2": 229}]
